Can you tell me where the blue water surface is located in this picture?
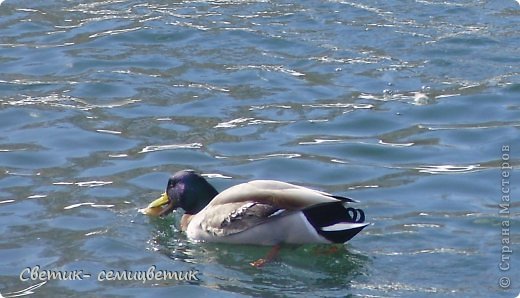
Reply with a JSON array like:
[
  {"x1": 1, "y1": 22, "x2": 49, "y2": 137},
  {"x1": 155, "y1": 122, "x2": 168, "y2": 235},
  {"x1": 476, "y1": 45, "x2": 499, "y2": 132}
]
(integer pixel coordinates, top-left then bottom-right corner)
[{"x1": 0, "y1": 0, "x2": 519, "y2": 297}]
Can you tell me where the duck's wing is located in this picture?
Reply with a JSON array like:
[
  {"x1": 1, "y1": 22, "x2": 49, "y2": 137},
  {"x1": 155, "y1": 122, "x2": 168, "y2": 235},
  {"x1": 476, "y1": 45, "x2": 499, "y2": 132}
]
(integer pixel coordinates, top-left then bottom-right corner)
[
  {"x1": 208, "y1": 180, "x2": 355, "y2": 209},
  {"x1": 197, "y1": 201, "x2": 290, "y2": 237},
  {"x1": 196, "y1": 180, "x2": 357, "y2": 237}
]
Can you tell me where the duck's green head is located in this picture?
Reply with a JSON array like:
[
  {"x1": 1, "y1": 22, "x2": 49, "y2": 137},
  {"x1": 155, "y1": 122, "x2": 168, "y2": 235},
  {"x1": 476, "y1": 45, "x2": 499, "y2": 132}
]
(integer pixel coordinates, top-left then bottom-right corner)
[{"x1": 146, "y1": 170, "x2": 219, "y2": 217}]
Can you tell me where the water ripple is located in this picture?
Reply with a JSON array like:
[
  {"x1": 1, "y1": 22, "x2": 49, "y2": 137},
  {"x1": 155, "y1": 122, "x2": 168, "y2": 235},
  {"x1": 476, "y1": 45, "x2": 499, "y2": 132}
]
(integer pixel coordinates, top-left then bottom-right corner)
[
  {"x1": 0, "y1": 0, "x2": 518, "y2": 297},
  {"x1": 414, "y1": 164, "x2": 482, "y2": 174},
  {"x1": 64, "y1": 202, "x2": 115, "y2": 210},
  {"x1": 53, "y1": 180, "x2": 114, "y2": 187},
  {"x1": 139, "y1": 143, "x2": 203, "y2": 153},
  {"x1": 247, "y1": 153, "x2": 301, "y2": 161},
  {"x1": 3, "y1": 94, "x2": 141, "y2": 110}
]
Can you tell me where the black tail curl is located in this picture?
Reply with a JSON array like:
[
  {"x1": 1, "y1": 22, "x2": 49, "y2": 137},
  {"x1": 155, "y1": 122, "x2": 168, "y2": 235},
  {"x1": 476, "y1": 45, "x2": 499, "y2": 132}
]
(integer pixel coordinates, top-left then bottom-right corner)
[
  {"x1": 346, "y1": 207, "x2": 365, "y2": 223},
  {"x1": 303, "y1": 202, "x2": 367, "y2": 243}
]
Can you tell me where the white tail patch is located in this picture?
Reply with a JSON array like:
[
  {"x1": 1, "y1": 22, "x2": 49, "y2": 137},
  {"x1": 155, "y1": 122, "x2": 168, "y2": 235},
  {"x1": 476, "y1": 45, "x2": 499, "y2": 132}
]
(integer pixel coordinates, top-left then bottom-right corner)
[{"x1": 321, "y1": 222, "x2": 369, "y2": 232}]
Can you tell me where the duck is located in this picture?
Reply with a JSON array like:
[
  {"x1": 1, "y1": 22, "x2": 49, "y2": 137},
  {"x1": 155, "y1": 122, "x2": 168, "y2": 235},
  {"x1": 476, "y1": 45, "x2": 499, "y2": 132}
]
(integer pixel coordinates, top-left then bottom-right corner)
[{"x1": 141, "y1": 169, "x2": 368, "y2": 266}]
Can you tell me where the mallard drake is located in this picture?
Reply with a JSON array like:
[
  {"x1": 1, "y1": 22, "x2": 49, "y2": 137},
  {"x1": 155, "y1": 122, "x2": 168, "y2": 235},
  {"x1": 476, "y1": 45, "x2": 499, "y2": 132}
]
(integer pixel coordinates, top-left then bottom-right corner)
[{"x1": 142, "y1": 170, "x2": 368, "y2": 265}]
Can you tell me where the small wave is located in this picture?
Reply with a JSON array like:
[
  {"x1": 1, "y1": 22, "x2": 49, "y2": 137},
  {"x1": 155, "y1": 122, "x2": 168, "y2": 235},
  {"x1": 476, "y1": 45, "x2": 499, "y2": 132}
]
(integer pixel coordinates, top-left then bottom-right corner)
[
  {"x1": 247, "y1": 153, "x2": 301, "y2": 161},
  {"x1": 139, "y1": 143, "x2": 202, "y2": 153},
  {"x1": 75, "y1": 181, "x2": 114, "y2": 187},
  {"x1": 226, "y1": 64, "x2": 305, "y2": 77},
  {"x1": 27, "y1": 194, "x2": 47, "y2": 199},
  {"x1": 403, "y1": 223, "x2": 442, "y2": 228},
  {"x1": 64, "y1": 202, "x2": 94, "y2": 210},
  {"x1": 214, "y1": 118, "x2": 292, "y2": 128},
  {"x1": 214, "y1": 117, "x2": 254, "y2": 128},
  {"x1": 373, "y1": 247, "x2": 476, "y2": 256},
  {"x1": 91, "y1": 204, "x2": 115, "y2": 208},
  {"x1": 249, "y1": 104, "x2": 292, "y2": 111},
  {"x1": 302, "y1": 103, "x2": 373, "y2": 109},
  {"x1": 64, "y1": 202, "x2": 114, "y2": 210},
  {"x1": 352, "y1": 280, "x2": 452, "y2": 295},
  {"x1": 85, "y1": 229, "x2": 108, "y2": 236},
  {"x1": 53, "y1": 181, "x2": 113, "y2": 187},
  {"x1": 201, "y1": 173, "x2": 233, "y2": 179},
  {"x1": 96, "y1": 129, "x2": 122, "y2": 135},
  {"x1": 415, "y1": 164, "x2": 481, "y2": 174},
  {"x1": 88, "y1": 26, "x2": 142, "y2": 39},
  {"x1": 108, "y1": 153, "x2": 129, "y2": 158},
  {"x1": 378, "y1": 140, "x2": 414, "y2": 147},
  {"x1": 419, "y1": 122, "x2": 520, "y2": 131},
  {"x1": 299, "y1": 139, "x2": 344, "y2": 145},
  {"x1": 4, "y1": 94, "x2": 141, "y2": 111}
]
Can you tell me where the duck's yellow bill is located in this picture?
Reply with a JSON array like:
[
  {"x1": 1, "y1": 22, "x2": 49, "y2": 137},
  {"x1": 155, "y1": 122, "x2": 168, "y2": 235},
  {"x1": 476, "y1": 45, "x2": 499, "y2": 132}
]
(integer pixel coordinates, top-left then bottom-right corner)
[
  {"x1": 139, "y1": 193, "x2": 168, "y2": 216},
  {"x1": 148, "y1": 192, "x2": 169, "y2": 208}
]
